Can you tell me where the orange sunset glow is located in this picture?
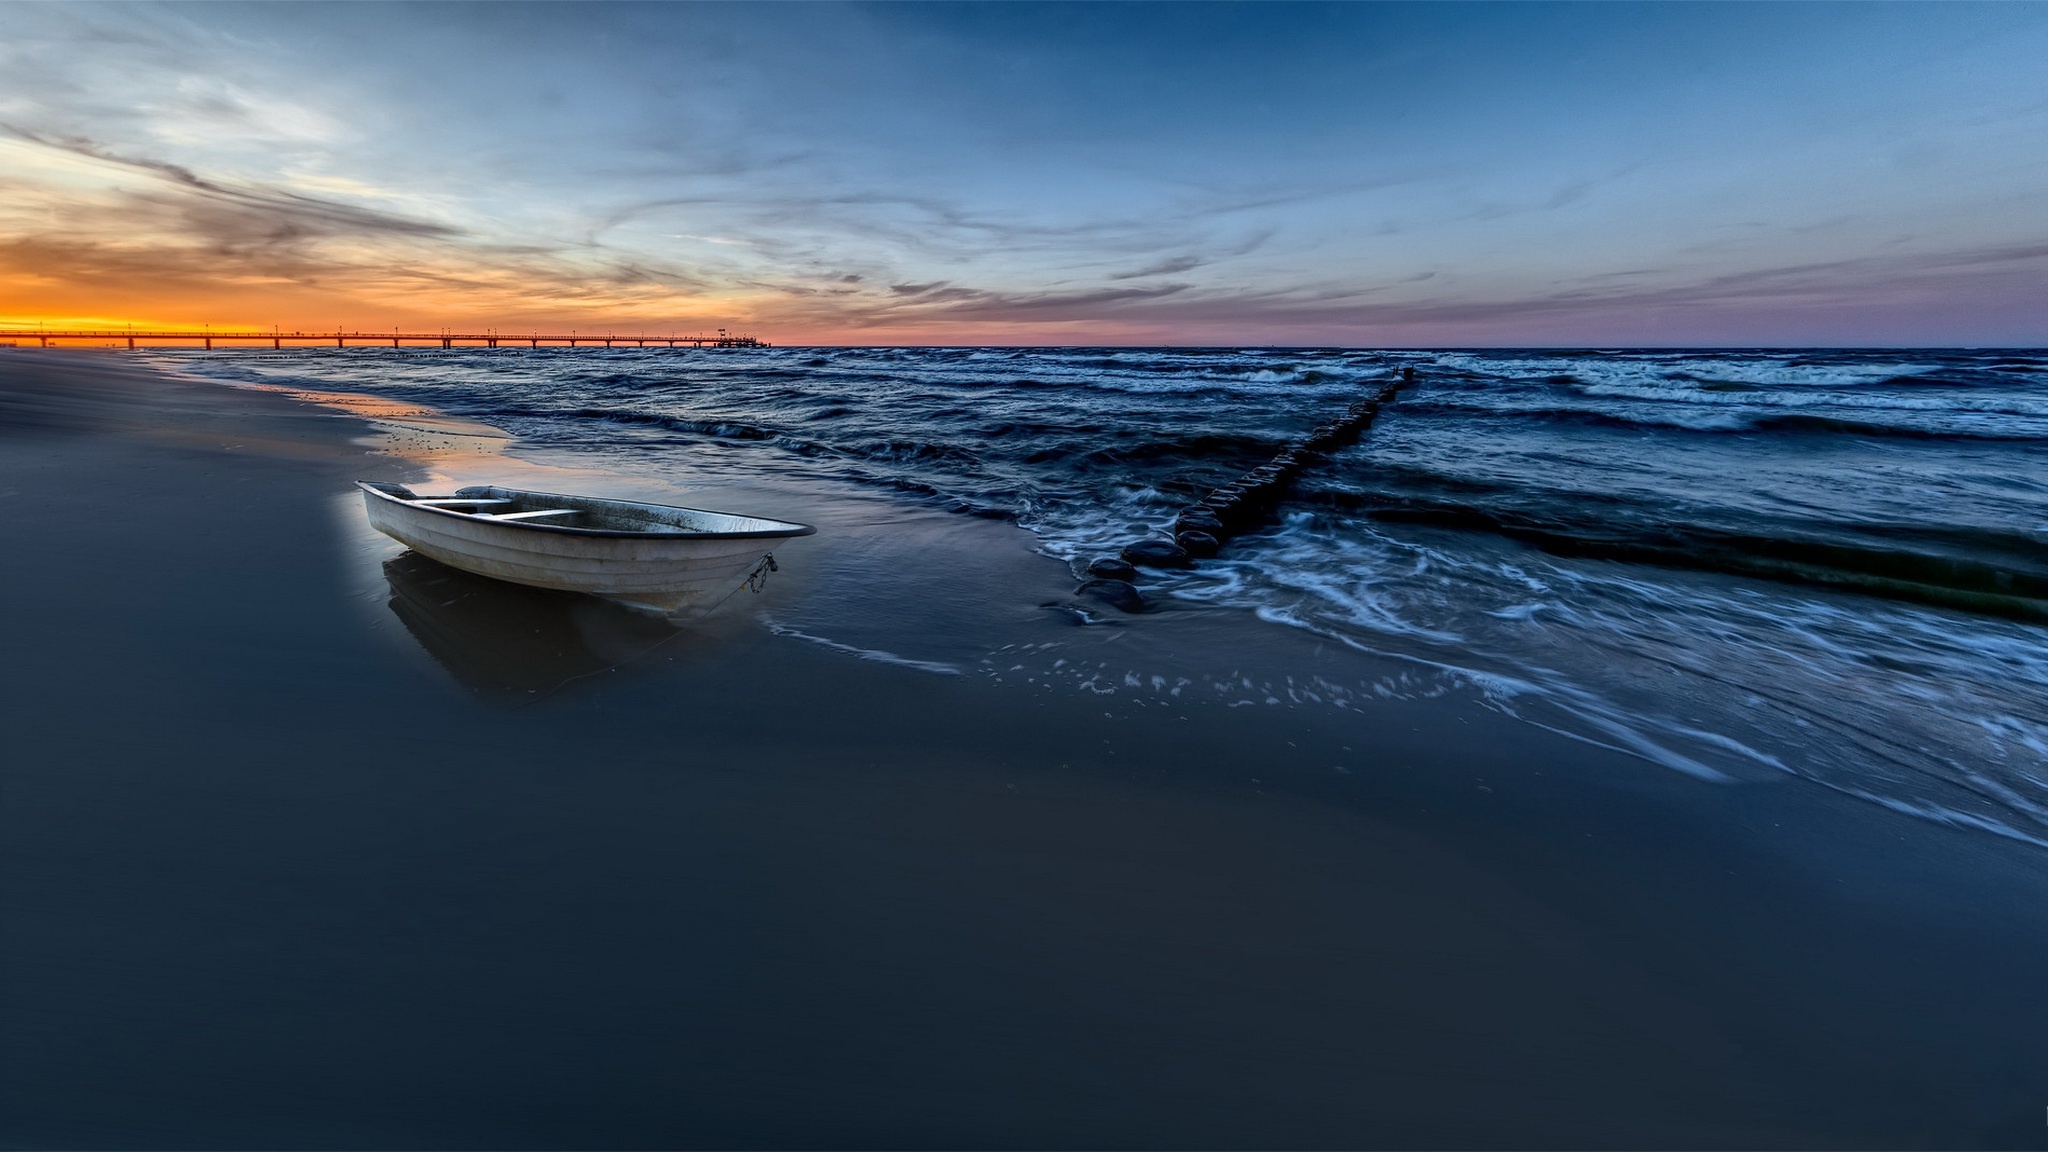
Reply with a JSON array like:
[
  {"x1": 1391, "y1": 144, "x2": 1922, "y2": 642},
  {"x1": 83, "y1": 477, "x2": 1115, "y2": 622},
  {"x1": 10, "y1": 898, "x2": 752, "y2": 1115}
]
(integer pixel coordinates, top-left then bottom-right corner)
[
  {"x1": 0, "y1": 122, "x2": 1150, "y2": 346},
  {"x1": 0, "y1": 116, "x2": 1177, "y2": 347}
]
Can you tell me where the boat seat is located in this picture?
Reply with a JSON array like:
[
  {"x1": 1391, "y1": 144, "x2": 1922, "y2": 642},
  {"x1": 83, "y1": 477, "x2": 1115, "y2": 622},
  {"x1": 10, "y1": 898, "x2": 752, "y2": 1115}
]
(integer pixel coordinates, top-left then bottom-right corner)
[
  {"x1": 413, "y1": 497, "x2": 515, "y2": 506},
  {"x1": 484, "y1": 508, "x2": 580, "y2": 521}
]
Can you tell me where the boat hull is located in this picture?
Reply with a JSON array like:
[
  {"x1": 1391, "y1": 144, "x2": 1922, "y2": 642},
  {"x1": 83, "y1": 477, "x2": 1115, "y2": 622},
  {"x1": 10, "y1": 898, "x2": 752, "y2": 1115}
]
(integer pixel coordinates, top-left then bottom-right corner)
[{"x1": 359, "y1": 482, "x2": 811, "y2": 616}]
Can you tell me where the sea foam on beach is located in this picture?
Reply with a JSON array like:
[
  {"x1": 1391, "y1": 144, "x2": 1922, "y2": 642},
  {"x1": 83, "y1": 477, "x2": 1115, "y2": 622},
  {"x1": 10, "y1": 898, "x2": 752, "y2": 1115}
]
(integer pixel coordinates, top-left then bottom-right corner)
[{"x1": 164, "y1": 345, "x2": 2048, "y2": 845}]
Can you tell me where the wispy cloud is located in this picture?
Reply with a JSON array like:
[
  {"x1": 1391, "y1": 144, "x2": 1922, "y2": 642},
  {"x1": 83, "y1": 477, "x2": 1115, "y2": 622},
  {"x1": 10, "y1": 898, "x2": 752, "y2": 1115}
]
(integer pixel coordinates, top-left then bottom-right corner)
[
  {"x1": 1110, "y1": 255, "x2": 1204, "y2": 280},
  {"x1": 2, "y1": 122, "x2": 463, "y2": 242},
  {"x1": 0, "y1": 123, "x2": 739, "y2": 324}
]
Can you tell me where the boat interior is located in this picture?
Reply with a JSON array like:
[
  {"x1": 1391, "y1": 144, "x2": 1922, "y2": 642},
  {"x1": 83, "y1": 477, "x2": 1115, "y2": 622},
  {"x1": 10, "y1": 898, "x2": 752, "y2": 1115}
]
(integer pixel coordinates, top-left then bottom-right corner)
[{"x1": 360, "y1": 482, "x2": 809, "y2": 536}]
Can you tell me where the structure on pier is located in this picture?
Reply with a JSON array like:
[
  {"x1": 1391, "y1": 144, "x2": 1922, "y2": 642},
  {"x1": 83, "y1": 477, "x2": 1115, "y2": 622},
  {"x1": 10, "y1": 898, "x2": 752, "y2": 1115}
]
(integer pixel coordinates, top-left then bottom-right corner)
[{"x1": 1, "y1": 328, "x2": 768, "y2": 350}]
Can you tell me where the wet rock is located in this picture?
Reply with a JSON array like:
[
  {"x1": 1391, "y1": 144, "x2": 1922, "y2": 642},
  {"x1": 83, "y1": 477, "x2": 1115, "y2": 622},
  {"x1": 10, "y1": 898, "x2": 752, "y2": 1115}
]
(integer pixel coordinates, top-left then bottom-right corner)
[
  {"x1": 1176, "y1": 530, "x2": 1220, "y2": 558},
  {"x1": 1076, "y1": 578, "x2": 1145, "y2": 613},
  {"x1": 1087, "y1": 557, "x2": 1137, "y2": 582},
  {"x1": 1210, "y1": 498, "x2": 1258, "y2": 528},
  {"x1": 1176, "y1": 509, "x2": 1224, "y2": 535},
  {"x1": 1121, "y1": 539, "x2": 1191, "y2": 569}
]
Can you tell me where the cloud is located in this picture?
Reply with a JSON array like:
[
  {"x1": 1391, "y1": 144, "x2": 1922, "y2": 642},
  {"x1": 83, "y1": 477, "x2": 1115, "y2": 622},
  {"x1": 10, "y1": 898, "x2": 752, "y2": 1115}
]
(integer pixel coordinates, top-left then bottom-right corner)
[
  {"x1": 144, "y1": 76, "x2": 346, "y2": 148},
  {"x1": 928, "y1": 282, "x2": 1195, "y2": 316},
  {"x1": 762, "y1": 280, "x2": 1198, "y2": 331},
  {"x1": 1059, "y1": 237, "x2": 2048, "y2": 341},
  {"x1": 604, "y1": 187, "x2": 1192, "y2": 265},
  {"x1": 1109, "y1": 254, "x2": 1204, "y2": 280},
  {"x1": 0, "y1": 123, "x2": 735, "y2": 323},
  {"x1": 0, "y1": 123, "x2": 462, "y2": 245},
  {"x1": 736, "y1": 230, "x2": 2048, "y2": 344}
]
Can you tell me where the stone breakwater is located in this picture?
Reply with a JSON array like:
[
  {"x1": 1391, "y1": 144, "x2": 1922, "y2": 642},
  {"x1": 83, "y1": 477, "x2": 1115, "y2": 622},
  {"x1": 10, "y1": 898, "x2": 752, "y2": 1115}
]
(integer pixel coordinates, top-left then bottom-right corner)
[{"x1": 1074, "y1": 366, "x2": 1416, "y2": 613}]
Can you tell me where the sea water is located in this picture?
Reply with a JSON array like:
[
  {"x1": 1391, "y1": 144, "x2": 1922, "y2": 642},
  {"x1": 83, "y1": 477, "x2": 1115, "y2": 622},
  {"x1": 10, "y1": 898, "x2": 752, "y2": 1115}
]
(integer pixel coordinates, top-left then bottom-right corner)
[{"x1": 168, "y1": 346, "x2": 2048, "y2": 845}]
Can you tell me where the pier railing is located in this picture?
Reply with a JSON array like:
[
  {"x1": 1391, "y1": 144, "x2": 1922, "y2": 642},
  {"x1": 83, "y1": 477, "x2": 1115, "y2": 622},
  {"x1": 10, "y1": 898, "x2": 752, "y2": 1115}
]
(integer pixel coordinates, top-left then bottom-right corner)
[{"x1": 0, "y1": 328, "x2": 768, "y2": 350}]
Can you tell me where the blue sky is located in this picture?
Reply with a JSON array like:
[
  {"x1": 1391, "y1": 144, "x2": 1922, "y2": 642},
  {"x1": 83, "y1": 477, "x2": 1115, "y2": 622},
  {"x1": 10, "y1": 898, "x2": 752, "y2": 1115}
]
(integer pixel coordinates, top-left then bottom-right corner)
[{"x1": 3, "y1": 2, "x2": 2045, "y2": 344}]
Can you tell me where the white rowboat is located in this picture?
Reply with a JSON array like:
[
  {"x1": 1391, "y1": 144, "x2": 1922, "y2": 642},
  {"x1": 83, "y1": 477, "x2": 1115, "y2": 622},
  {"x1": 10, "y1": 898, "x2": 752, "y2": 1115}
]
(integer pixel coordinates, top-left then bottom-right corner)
[{"x1": 357, "y1": 481, "x2": 814, "y2": 616}]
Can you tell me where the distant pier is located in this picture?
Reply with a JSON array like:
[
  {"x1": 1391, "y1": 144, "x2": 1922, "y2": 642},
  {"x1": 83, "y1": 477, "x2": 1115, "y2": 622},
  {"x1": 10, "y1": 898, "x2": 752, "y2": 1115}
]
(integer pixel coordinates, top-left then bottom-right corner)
[{"x1": 2, "y1": 328, "x2": 769, "y2": 350}]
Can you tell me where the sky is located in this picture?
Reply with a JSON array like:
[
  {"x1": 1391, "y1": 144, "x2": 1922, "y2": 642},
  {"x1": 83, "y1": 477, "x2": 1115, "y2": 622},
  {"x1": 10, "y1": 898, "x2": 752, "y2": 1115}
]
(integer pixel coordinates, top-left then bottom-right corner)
[{"x1": 2, "y1": 1, "x2": 2045, "y2": 346}]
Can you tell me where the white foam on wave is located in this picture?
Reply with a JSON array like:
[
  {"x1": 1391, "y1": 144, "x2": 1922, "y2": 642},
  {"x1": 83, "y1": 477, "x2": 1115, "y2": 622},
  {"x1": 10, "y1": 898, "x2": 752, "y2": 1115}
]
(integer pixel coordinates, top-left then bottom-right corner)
[
  {"x1": 1141, "y1": 498, "x2": 2048, "y2": 837},
  {"x1": 1420, "y1": 354, "x2": 2048, "y2": 439},
  {"x1": 1574, "y1": 380, "x2": 2048, "y2": 422},
  {"x1": 1431, "y1": 350, "x2": 1946, "y2": 392},
  {"x1": 1249, "y1": 601, "x2": 1743, "y2": 782}
]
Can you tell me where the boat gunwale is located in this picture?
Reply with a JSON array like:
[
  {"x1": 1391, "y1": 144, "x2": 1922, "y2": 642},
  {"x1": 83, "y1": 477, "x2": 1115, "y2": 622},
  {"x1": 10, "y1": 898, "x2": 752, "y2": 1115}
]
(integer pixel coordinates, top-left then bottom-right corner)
[{"x1": 356, "y1": 481, "x2": 816, "y2": 541}]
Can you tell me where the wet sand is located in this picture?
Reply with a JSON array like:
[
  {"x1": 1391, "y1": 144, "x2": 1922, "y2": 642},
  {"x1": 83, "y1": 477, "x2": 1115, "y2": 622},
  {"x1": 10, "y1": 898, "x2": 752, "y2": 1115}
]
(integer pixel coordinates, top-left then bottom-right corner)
[{"x1": 5, "y1": 349, "x2": 2048, "y2": 1149}]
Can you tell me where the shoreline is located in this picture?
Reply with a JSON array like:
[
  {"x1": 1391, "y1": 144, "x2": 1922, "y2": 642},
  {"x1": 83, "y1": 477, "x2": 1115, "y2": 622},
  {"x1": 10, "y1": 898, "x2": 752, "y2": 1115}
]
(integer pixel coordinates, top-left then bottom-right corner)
[{"x1": 7, "y1": 348, "x2": 2048, "y2": 1148}]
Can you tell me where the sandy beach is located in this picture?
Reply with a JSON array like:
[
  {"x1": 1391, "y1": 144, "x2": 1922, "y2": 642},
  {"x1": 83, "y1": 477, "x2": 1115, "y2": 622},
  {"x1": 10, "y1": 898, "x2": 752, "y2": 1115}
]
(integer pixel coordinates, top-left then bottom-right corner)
[{"x1": 6, "y1": 349, "x2": 2048, "y2": 1149}]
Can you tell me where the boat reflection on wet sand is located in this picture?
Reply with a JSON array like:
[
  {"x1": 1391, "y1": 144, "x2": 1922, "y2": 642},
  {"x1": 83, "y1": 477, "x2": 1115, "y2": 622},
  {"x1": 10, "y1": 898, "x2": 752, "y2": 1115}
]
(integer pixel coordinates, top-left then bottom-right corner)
[{"x1": 382, "y1": 550, "x2": 685, "y2": 699}]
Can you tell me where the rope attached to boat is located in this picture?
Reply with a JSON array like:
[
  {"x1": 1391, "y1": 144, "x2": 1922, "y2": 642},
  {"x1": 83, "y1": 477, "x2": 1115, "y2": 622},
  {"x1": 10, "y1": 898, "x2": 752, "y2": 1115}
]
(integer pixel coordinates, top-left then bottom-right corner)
[{"x1": 743, "y1": 554, "x2": 780, "y2": 594}]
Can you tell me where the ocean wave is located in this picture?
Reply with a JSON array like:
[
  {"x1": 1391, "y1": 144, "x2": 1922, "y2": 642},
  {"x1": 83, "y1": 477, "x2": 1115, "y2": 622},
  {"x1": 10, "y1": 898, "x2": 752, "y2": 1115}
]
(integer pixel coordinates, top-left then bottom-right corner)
[
  {"x1": 496, "y1": 406, "x2": 784, "y2": 441},
  {"x1": 1429, "y1": 349, "x2": 2048, "y2": 397},
  {"x1": 1077, "y1": 430, "x2": 1279, "y2": 466},
  {"x1": 1395, "y1": 398, "x2": 2048, "y2": 441},
  {"x1": 1295, "y1": 487, "x2": 2048, "y2": 618},
  {"x1": 1570, "y1": 380, "x2": 2048, "y2": 419}
]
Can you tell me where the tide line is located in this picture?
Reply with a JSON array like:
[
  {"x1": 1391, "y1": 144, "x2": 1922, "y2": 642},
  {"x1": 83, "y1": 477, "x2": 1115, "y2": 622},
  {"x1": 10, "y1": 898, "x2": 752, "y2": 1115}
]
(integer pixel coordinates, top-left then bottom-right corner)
[{"x1": 764, "y1": 621, "x2": 964, "y2": 676}]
